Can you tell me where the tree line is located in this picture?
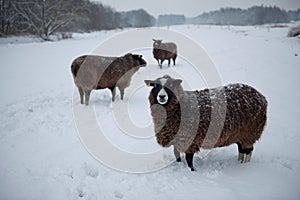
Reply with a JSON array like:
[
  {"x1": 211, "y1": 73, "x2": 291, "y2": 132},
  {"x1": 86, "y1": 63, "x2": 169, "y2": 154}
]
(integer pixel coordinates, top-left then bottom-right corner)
[
  {"x1": 188, "y1": 5, "x2": 300, "y2": 25},
  {"x1": 0, "y1": 0, "x2": 155, "y2": 40},
  {"x1": 1, "y1": 1, "x2": 299, "y2": 40}
]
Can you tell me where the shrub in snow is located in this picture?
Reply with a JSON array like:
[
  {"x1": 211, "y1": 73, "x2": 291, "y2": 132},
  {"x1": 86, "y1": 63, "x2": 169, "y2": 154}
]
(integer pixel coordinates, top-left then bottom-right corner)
[{"x1": 287, "y1": 26, "x2": 300, "y2": 37}]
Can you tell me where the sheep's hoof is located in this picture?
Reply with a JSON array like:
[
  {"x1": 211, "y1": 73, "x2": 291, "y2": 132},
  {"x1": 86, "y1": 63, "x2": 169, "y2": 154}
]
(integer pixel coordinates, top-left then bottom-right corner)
[
  {"x1": 190, "y1": 167, "x2": 195, "y2": 171},
  {"x1": 176, "y1": 157, "x2": 181, "y2": 162},
  {"x1": 244, "y1": 152, "x2": 252, "y2": 163},
  {"x1": 238, "y1": 152, "x2": 252, "y2": 163},
  {"x1": 238, "y1": 153, "x2": 244, "y2": 163}
]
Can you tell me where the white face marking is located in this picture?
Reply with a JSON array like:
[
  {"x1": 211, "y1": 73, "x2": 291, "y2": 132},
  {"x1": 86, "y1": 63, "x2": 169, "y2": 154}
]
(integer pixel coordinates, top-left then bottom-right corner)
[
  {"x1": 157, "y1": 78, "x2": 168, "y2": 105},
  {"x1": 160, "y1": 78, "x2": 167, "y2": 85},
  {"x1": 157, "y1": 88, "x2": 168, "y2": 105},
  {"x1": 153, "y1": 40, "x2": 161, "y2": 48}
]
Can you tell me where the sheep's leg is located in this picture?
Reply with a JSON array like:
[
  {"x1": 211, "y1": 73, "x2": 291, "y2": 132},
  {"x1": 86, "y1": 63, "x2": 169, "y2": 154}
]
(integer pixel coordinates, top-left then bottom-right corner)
[
  {"x1": 84, "y1": 90, "x2": 91, "y2": 106},
  {"x1": 167, "y1": 59, "x2": 171, "y2": 67},
  {"x1": 245, "y1": 152, "x2": 252, "y2": 163},
  {"x1": 244, "y1": 147, "x2": 254, "y2": 163},
  {"x1": 118, "y1": 86, "x2": 125, "y2": 100},
  {"x1": 157, "y1": 59, "x2": 161, "y2": 67},
  {"x1": 185, "y1": 153, "x2": 195, "y2": 171},
  {"x1": 109, "y1": 87, "x2": 116, "y2": 102},
  {"x1": 173, "y1": 147, "x2": 181, "y2": 162},
  {"x1": 160, "y1": 59, "x2": 164, "y2": 68},
  {"x1": 237, "y1": 143, "x2": 253, "y2": 163},
  {"x1": 172, "y1": 58, "x2": 176, "y2": 66},
  {"x1": 78, "y1": 87, "x2": 84, "y2": 104},
  {"x1": 237, "y1": 143, "x2": 245, "y2": 163},
  {"x1": 238, "y1": 153, "x2": 245, "y2": 163}
]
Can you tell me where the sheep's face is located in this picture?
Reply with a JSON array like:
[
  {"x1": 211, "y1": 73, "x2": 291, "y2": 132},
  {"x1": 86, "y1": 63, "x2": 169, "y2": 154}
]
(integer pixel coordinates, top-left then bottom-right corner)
[
  {"x1": 132, "y1": 54, "x2": 147, "y2": 67},
  {"x1": 153, "y1": 39, "x2": 162, "y2": 48},
  {"x1": 145, "y1": 75, "x2": 182, "y2": 106}
]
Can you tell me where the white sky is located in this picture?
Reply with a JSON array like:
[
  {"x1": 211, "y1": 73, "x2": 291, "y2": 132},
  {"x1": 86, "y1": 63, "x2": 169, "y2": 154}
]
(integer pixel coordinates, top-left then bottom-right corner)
[{"x1": 94, "y1": 0, "x2": 300, "y2": 17}]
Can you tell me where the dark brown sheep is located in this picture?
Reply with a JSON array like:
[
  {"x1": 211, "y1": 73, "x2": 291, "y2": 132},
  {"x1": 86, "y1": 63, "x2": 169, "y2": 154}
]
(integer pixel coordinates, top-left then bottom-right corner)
[
  {"x1": 145, "y1": 75, "x2": 267, "y2": 171},
  {"x1": 152, "y1": 39, "x2": 177, "y2": 68},
  {"x1": 71, "y1": 53, "x2": 147, "y2": 105}
]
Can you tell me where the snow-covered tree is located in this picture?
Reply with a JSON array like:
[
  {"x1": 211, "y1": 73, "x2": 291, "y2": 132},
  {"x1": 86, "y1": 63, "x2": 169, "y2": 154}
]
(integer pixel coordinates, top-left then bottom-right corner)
[{"x1": 12, "y1": 0, "x2": 85, "y2": 40}]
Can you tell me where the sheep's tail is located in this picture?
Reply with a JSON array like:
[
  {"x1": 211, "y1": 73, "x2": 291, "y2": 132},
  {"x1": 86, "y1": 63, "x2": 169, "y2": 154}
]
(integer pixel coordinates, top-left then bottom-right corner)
[
  {"x1": 71, "y1": 55, "x2": 86, "y2": 78},
  {"x1": 71, "y1": 62, "x2": 79, "y2": 78},
  {"x1": 71, "y1": 56, "x2": 96, "y2": 89},
  {"x1": 260, "y1": 94, "x2": 268, "y2": 129},
  {"x1": 253, "y1": 91, "x2": 268, "y2": 137},
  {"x1": 174, "y1": 44, "x2": 178, "y2": 54}
]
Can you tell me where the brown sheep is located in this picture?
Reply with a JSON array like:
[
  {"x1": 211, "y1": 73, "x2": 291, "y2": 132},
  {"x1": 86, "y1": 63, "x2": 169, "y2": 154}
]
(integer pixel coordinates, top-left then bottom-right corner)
[
  {"x1": 144, "y1": 75, "x2": 267, "y2": 171},
  {"x1": 152, "y1": 39, "x2": 177, "y2": 68},
  {"x1": 71, "y1": 53, "x2": 147, "y2": 105}
]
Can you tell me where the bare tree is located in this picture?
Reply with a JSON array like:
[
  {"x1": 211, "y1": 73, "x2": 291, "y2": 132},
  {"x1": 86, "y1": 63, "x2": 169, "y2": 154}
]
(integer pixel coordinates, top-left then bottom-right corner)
[
  {"x1": 0, "y1": 0, "x2": 18, "y2": 35},
  {"x1": 12, "y1": 0, "x2": 85, "y2": 40},
  {"x1": 1, "y1": 0, "x2": 157, "y2": 38}
]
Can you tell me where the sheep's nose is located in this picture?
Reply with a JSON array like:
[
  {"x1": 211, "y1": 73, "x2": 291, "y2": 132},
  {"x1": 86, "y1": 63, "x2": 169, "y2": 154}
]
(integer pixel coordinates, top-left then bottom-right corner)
[{"x1": 159, "y1": 95, "x2": 166, "y2": 99}]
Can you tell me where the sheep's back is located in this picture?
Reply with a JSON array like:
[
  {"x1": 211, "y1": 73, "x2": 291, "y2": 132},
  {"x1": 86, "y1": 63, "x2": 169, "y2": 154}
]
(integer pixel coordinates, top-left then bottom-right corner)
[
  {"x1": 163, "y1": 43, "x2": 177, "y2": 54},
  {"x1": 72, "y1": 55, "x2": 138, "y2": 90},
  {"x1": 97, "y1": 56, "x2": 138, "y2": 89},
  {"x1": 219, "y1": 84, "x2": 267, "y2": 146},
  {"x1": 195, "y1": 84, "x2": 268, "y2": 148},
  {"x1": 153, "y1": 42, "x2": 177, "y2": 60},
  {"x1": 72, "y1": 56, "x2": 112, "y2": 90}
]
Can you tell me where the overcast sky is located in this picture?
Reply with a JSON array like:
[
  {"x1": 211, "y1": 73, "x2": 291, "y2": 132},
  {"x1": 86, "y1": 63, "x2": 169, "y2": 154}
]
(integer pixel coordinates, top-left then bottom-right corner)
[{"x1": 94, "y1": 0, "x2": 300, "y2": 17}]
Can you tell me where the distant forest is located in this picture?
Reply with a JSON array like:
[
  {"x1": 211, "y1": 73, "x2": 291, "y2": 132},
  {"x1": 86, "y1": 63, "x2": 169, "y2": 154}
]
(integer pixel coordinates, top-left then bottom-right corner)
[
  {"x1": 188, "y1": 6, "x2": 300, "y2": 25},
  {"x1": 0, "y1": 0, "x2": 155, "y2": 40},
  {"x1": 0, "y1": 0, "x2": 299, "y2": 40}
]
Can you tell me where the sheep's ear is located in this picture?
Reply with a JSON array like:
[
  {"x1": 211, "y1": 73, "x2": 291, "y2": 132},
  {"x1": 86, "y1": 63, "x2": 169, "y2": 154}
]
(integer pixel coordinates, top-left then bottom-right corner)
[
  {"x1": 144, "y1": 80, "x2": 155, "y2": 87},
  {"x1": 133, "y1": 54, "x2": 143, "y2": 59},
  {"x1": 125, "y1": 53, "x2": 133, "y2": 58},
  {"x1": 173, "y1": 79, "x2": 182, "y2": 86},
  {"x1": 132, "y1": 54, "x2": 140, "y2": 60},
  {"x1": 152, "y1": 39, "x2": 156, "y2": 42}
]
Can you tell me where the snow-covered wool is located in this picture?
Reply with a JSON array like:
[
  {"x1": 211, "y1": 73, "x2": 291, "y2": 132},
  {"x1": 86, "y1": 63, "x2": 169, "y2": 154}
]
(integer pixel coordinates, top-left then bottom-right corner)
[
  {"x1": 71, "y1": 53, "x2": 147, "y2": 105},
  {"x1": 152, "y1": 39, "x2": 177, "y2": 68},
  {"x1": 145, "y1": 75, "x2": 268, "y2": 171}
]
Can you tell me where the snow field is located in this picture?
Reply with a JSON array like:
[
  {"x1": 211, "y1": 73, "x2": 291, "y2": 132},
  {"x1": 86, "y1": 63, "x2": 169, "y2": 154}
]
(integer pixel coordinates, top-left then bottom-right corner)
[{"x1": 0, "y1": 25, "x2": 299, "y2": 200}]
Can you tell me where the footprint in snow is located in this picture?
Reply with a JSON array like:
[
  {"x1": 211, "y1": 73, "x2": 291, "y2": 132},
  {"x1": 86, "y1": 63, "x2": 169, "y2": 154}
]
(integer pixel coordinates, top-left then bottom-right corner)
[
  {"x1": 84, "y1": 164, "x2": 99, "y2": 178},
  {"x1": 77, "y1": 188, "x2": 85, "y2": 198},
  {"x1": 114, "y1": 190, "x2": 124, "y2": 199}
]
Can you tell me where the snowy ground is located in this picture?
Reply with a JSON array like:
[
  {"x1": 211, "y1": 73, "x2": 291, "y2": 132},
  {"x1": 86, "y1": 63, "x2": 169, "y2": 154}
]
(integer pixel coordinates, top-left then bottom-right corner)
[{"x1": 0, "y1": 25, "x2": 300, "y2": 200}]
